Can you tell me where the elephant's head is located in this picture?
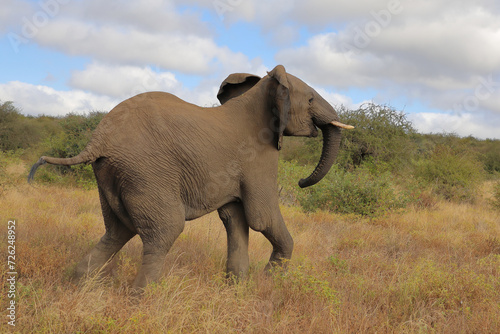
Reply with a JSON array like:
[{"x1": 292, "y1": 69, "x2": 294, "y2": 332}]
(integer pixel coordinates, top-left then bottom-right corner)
[{"x1": 217, "y1": 65, "x2": 353, "y2": 188}]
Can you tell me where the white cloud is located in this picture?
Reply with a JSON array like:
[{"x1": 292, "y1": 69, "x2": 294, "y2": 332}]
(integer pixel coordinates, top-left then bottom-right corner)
[
  {"x1": 314, "y1": 87, "x2": 365, "y2": 111},
  {"x1": 277, "y1": 8, "x2": 500, "y2": 85},
  {"x1": 78, "y1": 0, "x2": 209, "y2": 36},
  {"x1": 0, "y1": 79, "x2": 222, "y2": 117},
  {"x1": 275, "y1": 33, "x2": 382, "y2": 89},
  {"x1": 33, "y1": 19, "x2": 243, "y2": 74},
  {"x1": 0, "y1": 0, "x2": 33, "y2": 33},
  {"x1": 5, "y1": 0, "x2": 208, "y2": 36},
  {"x1": 5, "y1": 0, "x2": 258, "y2": 76},
  {"x1": 289, "y1": 0, "x2": 500, "y2": 34},
  {"x1": 0, "y1": 81, "x2": 118, "y2": 117},
  {"x1": 2, "y1": 0, "x2": 500, "y2": 140},
  {"x1": 373, "y1": 11, "x2": 500, "y2": 75},
  {"x1": 69, "y1": 63, "x2": 181, "y2": 99},
  {"x1": 0, "y1": 76, "x2": 227, "y2": 118},
  {"x1": 68, "y1": 60, "x2": 270, "y2": 107},
  {"x1": 292, "y1": 0, "x2": 393, "y2": 27},
  {"x1": 409, "y1": 112, "x2": 500, "y2": 139},
  {"x1": 275, "y1": 1, "x2": 500, "y2": 129}
]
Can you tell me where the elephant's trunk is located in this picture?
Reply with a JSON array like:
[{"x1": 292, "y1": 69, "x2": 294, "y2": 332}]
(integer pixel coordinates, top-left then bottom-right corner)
[{"x1": 298, "y1": 124, "x2": 342, "y2": 188}]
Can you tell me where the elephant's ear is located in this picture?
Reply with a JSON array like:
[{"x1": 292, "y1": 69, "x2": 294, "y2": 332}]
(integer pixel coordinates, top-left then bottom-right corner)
[
  {"x1": 217, "y1": 73, "x2": 261, "y2": 104},
  {"x1": 268, "y1": 65, "x2": 290, "y2": 150}
]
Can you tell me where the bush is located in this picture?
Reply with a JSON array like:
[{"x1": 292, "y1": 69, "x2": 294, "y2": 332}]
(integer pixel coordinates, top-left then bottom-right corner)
[
  {"x1": 280, "y1": 136, "x2": 321, "y2": 166},
  {"x1": 279, "y1": 161, "x2": 412, "y2": 216},
  {"x1": 0, "y1": 101, "x2": 63, "y2": 152},
  {"x1": 490, "y1": 182, "x2": 500, "y2": 210},
  {"x1": 43, "y1": 111, "x2": 106, "y2": 185},
  {"x1": 0, "y1": 150, "x2": 23, "y2": 190},
  {"x1": 45, "y1": 112, "x2": 106, "y2": 159},
  {"x1": 72, "y1": 164, "x2": 98, "y2": 189},
  {"x1": 271, "y1": 261, "x2": 340, "y2": 309},
  {"x1": 281, "y1": 103, "x2": 417, "y2": 173},
  {"x1": 1, "y1": 102, "x2": 39, "y2": 151},
  {"x1": 414, "y1": 145, "x2": 484, "y2": 202},
  {"x1": 336, "y1": 103, "x2": 417, "y2": 171},
  {"x1": 478, "y1": 139, "x2": 500, "y2": 174}
]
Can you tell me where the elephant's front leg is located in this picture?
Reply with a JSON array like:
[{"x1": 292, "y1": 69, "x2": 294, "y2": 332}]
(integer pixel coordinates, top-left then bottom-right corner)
[
  {"x1": 261, "y1": 214, "x2": 294, "y2": 272},
  {"x1": 242, "y1": 188, "x2": 294, "y2": 273},
  {"x1": 218, "y1": 202, "x2": 250, "y2": 280}
]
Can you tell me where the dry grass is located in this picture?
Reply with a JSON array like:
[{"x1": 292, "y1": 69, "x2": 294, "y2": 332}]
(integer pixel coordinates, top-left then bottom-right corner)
[{"x1": 1, "y1": 162, "x2": 499, "y2": 333}]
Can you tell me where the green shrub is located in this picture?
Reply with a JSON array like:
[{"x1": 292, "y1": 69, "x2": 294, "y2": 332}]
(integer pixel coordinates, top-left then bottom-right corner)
[
  {"x1": 280, "y1": 136, "x2": 321, "y2": 166},
  {"x1": 271, "y1": 261, "x2": 340, "y2": 308},
  {"x1": 281, "y1": 103, "x2": 417, "y2": 173},
  {"x1": 478, "y1": 139, "x2": 500, "y2": 174},
  {"x1": 0, "y1": 101, "x2": 62, "y2": 152},
  {"x1": 279, "y1": 161, "x2": 411, "y2": 216},
  {"x1": 490, "y1": 182, "x2": 500, "y2": 210},
  {"x1": 414, "y1": 145, "x2": 484, "y2": 202},
  {"x1": 0, "y1": 150, "x2": 23, "y2": 189},
  {"x1": 336, "y1": 103, "x2": 417, "y2": 171},
  {"x1": 1, "y1": 101, "x2": 40, "y2": 151},
  {"x1": 42, "y1": 111, "x2": 106, "y2": 186},
  {"x1": 72, "y1": 164, "x2": 97, "y2": 189},
  {"x1": 45, "y1": 111, "x2": 106, "y2": 159}
]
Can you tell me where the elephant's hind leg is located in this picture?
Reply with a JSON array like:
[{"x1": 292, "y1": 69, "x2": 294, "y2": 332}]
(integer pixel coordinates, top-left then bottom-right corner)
[
  {"x1": 129, "y1": 203, "x2": 186, "y2": 291},
  {"x1": 218, "y1": 202, "x2": 250, "y2": 280},
  {"x1": 74, "y1": 188, "x2": 136, "y2": 282}
]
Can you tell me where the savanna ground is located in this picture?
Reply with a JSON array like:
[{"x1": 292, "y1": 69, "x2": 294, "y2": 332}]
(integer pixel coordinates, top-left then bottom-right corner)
[
  {"x1": 1, "y1": 157, "x2": 499, "y2": 333},
  {"x1": 1, "y1": 101, "x2": 500, "y2": 333}
]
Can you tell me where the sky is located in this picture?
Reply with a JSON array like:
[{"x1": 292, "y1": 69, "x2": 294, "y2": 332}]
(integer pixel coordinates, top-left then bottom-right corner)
[{"x1": 1, "y1": 0, "x2": 500, "y2": 139}]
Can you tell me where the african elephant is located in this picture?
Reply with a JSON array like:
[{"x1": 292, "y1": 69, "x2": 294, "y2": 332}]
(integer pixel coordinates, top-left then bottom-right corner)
[{"x1": 28, "y1": 65, "x2": 353, "y2": 290}]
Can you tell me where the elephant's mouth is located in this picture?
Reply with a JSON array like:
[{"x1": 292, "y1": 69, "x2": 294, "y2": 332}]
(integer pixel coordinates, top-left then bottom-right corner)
[{"x1": 298, "y1": 120, "x2": 353, "y2": 188}]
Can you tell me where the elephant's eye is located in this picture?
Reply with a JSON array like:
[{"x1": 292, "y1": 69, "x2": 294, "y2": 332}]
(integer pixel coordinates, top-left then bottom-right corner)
[{"x1": 308, "y1": 97, "x2": 314, "y2": 104}]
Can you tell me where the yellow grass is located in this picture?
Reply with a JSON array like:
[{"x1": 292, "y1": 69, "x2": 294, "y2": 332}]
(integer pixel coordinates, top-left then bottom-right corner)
[{"x1": 1, "y1": 162, "x2": 499, "y2": 333}]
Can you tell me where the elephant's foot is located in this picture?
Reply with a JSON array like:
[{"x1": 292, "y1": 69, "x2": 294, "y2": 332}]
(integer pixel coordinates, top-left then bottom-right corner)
[
  {"x1": 132, "y1": 230, "x2": 183, "y2": 292},
  {"x1": 131, "y1": 253, "x2": 168, "y2": 293},
  {"x1": 264, "y1": 252, "x2": 291, "y2": 274},
  {"x1": 226, "y1": 259, "x2": 249, "y2": 282},
  {"x1": 72, "y1": 251, "x2": 114, "y2": 284},
  {"x1": 73, "y1": 228, "x2": 135, "y2": 284}
]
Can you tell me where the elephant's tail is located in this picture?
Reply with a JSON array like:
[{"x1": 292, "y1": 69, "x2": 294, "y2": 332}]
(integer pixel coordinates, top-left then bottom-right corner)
[{"x1": 28, "y1": 147, "x2": 99, "y2": 183}]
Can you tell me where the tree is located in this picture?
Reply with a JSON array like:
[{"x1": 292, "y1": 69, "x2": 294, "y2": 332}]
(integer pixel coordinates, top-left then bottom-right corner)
[{"x1": 336, "y1": 103, "x2": 416, "y2": 170}]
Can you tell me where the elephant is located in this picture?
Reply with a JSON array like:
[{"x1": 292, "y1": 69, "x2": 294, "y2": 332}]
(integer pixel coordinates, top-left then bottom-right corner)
[{"x1": 28, "y1": 65, "x2": 353, "y2": 290}]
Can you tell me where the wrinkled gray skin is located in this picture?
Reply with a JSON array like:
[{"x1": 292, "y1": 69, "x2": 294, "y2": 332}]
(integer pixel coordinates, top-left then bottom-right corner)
[{"x1": 28, "y1": 65, "x2": 346, "y2": 291}]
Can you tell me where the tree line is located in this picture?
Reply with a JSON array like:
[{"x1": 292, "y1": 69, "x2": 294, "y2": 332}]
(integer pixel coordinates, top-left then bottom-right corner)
[{"x1": 1, "y1": 100, "x2": 499, "y2": 214}]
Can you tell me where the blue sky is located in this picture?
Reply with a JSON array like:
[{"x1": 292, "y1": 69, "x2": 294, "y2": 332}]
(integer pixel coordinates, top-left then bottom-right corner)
[{"x1": 1, "y1": 0, "x2": 500, "y2": 139}]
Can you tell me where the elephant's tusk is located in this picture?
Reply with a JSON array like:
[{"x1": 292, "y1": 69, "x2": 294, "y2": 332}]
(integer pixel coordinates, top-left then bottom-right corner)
[{"x1": 330, "y1": 121, "x2": 355, "y2": 129}]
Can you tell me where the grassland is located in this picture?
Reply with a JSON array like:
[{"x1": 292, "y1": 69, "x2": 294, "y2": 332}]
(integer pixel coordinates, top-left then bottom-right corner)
[{"x1": 1, "y1": 158, "x2": 499, "y2": 333}]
